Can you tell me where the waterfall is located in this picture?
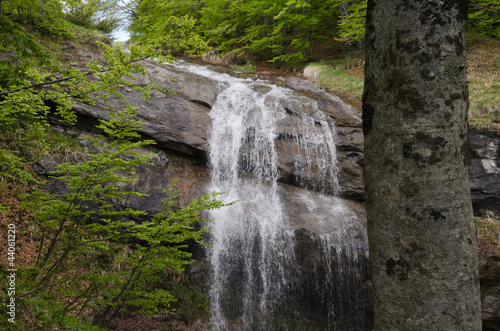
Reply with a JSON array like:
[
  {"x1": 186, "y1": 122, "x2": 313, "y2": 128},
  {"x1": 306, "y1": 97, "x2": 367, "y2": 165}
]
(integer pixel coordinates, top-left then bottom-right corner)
[{"x1": 171, "y1": 61, "x2": 371, "y2": 330}]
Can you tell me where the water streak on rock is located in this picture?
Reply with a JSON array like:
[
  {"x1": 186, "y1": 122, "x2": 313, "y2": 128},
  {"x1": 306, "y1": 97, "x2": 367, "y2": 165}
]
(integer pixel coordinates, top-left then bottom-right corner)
[{"x1": 171, "y1": 61, "x2": 371, "y2": 330}]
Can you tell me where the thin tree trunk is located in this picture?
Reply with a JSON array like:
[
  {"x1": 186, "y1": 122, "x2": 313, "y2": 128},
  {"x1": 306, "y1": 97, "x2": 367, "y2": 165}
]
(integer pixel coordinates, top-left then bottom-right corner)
[{"x1": 363, "y1": 0, "x2": 481, "y2": 329}]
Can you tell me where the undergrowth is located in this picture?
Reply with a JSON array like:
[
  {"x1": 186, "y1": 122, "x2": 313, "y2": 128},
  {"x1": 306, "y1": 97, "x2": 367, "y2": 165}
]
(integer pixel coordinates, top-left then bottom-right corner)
[
  {"x1": 476, "y1": 214, "x2": 500, "y2": 248},
  {"x1": 466, "y1": 33, "x2": 500, "y2": 130},
  {"x1": 230, "y1": 64, "x2": 257, "y2": 77}
]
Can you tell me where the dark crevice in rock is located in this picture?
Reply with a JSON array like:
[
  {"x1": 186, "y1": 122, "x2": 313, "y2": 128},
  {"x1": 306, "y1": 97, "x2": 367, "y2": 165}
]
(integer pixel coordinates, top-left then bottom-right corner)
[
  {"x1": 190, "y1": 99, "x2": 212, "y2": 109},
  {"x1": 284, "y1": 106, "x2": 299, "y2": 117}
]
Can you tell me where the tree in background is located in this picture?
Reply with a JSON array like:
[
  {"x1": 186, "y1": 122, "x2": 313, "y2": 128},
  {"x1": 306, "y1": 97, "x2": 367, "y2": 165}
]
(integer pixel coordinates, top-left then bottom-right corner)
[
  {"x1": 335, "y1": 0, "x2": 367, "y2": 44},
  {"x1": 468, "y1": 0, "x2": 500, "y2": 39},
  {"x1": 64, "y1": 0, "x2": 123, "y2": 35},
  {"x1": 129, "y1": 0, "x2": 498, "y2": 67},
  {"x1": 19, "y1": 107, "x2": 228, "y2": 326},
  {"x1": 0, "y1": 0, "x2": 126, "y2": 36},
  {"x1": 128, "y1": 0, "x2": 209, "y2": 56},
  {"x1": 363, "y1": 0, "x2": 481, "y2": 329},
  {"x1": 128, "y1": 0, "x2": 340, "y2": 66},
  {"x1": 335, "y1": 0, "x2": 499, "y2": 43},
  {"x1": 0, "y1": 0, "x2": 69, "y2": 36}
]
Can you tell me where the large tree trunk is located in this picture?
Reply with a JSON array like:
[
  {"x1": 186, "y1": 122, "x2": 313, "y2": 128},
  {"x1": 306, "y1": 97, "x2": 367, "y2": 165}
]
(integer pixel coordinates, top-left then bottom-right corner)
[{"x1": 362, "y1": 0, "x2": 482, "y2": 329}]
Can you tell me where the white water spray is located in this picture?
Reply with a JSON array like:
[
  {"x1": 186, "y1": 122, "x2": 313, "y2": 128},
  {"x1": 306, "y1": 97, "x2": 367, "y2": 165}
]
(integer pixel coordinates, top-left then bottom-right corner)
[{"x1": 170, "y1": 61, "x2": 370, "y2": 330}]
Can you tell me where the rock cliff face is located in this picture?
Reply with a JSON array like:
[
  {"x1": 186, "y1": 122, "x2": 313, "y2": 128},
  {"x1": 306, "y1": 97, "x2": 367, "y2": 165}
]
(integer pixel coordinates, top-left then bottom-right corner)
[
  {"x1": 44, "y1": 57, "x2": 500, "y2": 329},
  {"x1": 63, "y1": 59, "x2": 366, "y2": 204},
  {"x1": 470, "y1": 129, "x2": 500, "y2": 330},
  {"x1": 68, "y1": 59, "x2": 500, "y2": 218}
]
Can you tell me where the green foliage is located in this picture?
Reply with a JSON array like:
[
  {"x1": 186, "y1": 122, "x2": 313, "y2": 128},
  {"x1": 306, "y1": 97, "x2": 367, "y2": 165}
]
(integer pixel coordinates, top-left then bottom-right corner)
[
  {"x1": 151, "y1": 82, "x2": 180, "y2": 96},
  {"x1": 0, "y1": 293, "x2": 106, "y2": 330},
  {"x1": 207, "y1": 0, "x2": 339, "y2": 66},
  {"x1": 0, "y1": 149, "x2": 42, "y2": 184},
  {"x1": 14, "y1": 96, "x2": 231, "y2": 327},
  {"x1": 172, "y1": 284, "x2": 210, "y2": 320},
  {"x1": 0, "y1": 0, "x2": 121, "y2": 38},
  {"x1": 334, "y1": 0, "x2": 500, "y2": 42},
  {"x1": 42, "y1": 129, "x2": 82, "y2": 156},
  {"x1": 230, "y1": 64, "x2": 257, "y2": 77},
  {"x1": 1, "y1": 9, "x2": 231, "y2": 327},
  {"x1": 334, "y1": 0, "x2": 499, "y2": 43},
  {"x1": 0, "y1": 0, "x2": 67, "y2": 31},
  {"x1": 468, "y1": 0, "x2": 500, "y2": 39},
  {"x1": 129, "y1": 0, "x2": 340, "y2": 66},
  {"x1": 129, "y1": 0, "x2": 209, "y2": 56},
  {"x1": 64, "y1": 0, "x2": 123, "y2": 35},
  {"x1": 92, "y1": 184, "x2": 229, "y2": 320},
  {"x1": 0, "y1": 15, "x2": 57, "y2": 85},
  {"x1": 466, "y1": 32, "x2": 500, "y2": 129},
  {"x1": 127, "y1": 0, "x2": 498, "y2": 67},
  {"x1": 305, "y1": 62, "x2": 364, "y2": 100},
  {"x1": 475, "y1": 215, "x2": 500, "y2": 246},
  {"x1": 334, "y1": 0, "x2": 367, "y2": 43},
  {"x1": 0, "y1": 26, "x2": 165, "y2": 133}
]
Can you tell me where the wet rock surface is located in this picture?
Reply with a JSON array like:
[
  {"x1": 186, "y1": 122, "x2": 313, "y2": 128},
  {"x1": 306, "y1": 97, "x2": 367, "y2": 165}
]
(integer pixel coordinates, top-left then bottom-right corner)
[
  {"x1": 479, "y1": 242, "x2": 500, "y2": 331},
  {"x1": 281, "y1": 76, "x2": 362, "y2": 128},
  {"x1": 43, "y1": 57, "x2": 500, "y2": 329},
  {"x1": 469, "y1": 129, "x2": 500, "y2": 219},
  {"x1": 64, "y1": 59, "x2": 366, "y2": 200}
]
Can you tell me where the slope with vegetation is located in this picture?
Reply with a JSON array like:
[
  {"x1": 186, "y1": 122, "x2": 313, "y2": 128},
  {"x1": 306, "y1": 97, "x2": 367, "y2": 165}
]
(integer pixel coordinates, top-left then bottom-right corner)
[{"x1": 303, "y1": 33, "x2": 500, "y2": 130}]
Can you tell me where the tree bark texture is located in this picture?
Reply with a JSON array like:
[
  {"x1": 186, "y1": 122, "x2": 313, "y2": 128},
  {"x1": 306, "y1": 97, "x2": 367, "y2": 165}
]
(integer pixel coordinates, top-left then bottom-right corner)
[{"x1": 363, "y1": 1, "x2": 481, "y2": 330}]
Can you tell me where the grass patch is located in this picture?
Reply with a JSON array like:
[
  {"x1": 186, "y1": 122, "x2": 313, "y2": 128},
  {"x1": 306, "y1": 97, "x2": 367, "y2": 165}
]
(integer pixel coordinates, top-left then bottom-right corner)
[
  {"x1": 476, "y1": 214, "x2": 500, "y2": 247},
  {"x1": 306, "y1": 63, "x2": 364, "y2": 101},
  {"x1": 304, "y1": 47, "x2": 365, "y2": 100},
  {"x1": 304, "y1": 32, "x2": 500, "y2": 129},
  {"x1": 35, "y1": 21, "x2": 111, "y2": 62},
  {"x1": 230, "y1": 64, "x2": 257, "y2": 77},
  {"x1": 151, "y1": 82, "x2": 180, "y2": 96},
  {"x1": 65, "y1": 22, "x2": 112, "y2": 48},
  {"x1": 466, "y1": 33, "x2": 500, "y2": 130},
  {"x1": 113, "y1": 41, "x2": 126, "y2": 48},
  {"x1": 1, "y1": 125, "x2": 82, "y2": 162}
]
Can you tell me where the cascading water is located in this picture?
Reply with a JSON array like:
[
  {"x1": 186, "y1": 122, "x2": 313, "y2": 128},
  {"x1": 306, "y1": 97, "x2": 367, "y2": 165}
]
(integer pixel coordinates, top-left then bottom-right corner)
[
  {"x1": 171, "y1": 61, "x2": 372, "y2": 330},
  {"x1": 207, "y1": 82, "x2": 293, "y2": 330}
]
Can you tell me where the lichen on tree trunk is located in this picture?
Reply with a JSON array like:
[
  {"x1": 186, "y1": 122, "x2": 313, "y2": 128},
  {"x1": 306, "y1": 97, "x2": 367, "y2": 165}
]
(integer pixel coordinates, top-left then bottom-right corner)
[{"x1": 363, "y1": 0, "x2": 482, "y2": 329}]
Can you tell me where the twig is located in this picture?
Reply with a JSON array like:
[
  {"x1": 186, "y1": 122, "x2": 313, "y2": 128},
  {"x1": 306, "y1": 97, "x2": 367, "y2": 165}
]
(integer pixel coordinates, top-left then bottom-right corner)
[{"x1": 0, "y1": 57, "x2": 149, "y2": 97}]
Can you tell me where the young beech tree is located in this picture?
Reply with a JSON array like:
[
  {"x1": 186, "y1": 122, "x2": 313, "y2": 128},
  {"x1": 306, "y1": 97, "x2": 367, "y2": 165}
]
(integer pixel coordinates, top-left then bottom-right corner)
[
  {"x1": 0, "y1": 13, "x2": 226, "y2": 327},
  {"x1": 64, "y1": 0, "x2": 123, "y2": 35},
  {"x1": 16, "y1": 106, "x2": 230, "y2": 326},
  {"x1": 363, "y1": 0, "x2": 481, "y2": 329}
]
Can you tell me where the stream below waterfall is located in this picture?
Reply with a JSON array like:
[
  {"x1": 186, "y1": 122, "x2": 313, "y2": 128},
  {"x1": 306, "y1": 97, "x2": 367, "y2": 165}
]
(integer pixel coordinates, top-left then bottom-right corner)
[{"x1": 169, "y1": 61, "x2": 372, "y2": 330}]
